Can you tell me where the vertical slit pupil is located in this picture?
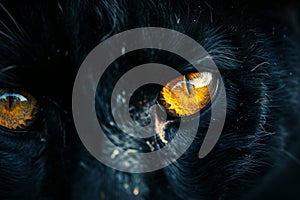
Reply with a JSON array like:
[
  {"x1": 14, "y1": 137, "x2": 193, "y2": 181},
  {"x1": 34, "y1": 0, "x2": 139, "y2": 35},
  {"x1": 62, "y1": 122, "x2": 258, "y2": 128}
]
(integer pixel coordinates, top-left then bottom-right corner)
[
  {"x1": 184, "y1": 74, "x2": 193, "y2": 95},
  {"x1": 8, "y1": 89, "x2": 14, "y2": 109},
  {"x1": 8, "y1": 95, "x2": 14, "y2": 109}
]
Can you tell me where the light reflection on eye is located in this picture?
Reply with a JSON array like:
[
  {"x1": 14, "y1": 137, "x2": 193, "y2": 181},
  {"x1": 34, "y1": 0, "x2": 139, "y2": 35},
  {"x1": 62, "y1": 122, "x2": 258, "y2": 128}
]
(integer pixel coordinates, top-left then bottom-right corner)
[{"x1": 160, "y1": 72, "x2": 217, "y2": 117}]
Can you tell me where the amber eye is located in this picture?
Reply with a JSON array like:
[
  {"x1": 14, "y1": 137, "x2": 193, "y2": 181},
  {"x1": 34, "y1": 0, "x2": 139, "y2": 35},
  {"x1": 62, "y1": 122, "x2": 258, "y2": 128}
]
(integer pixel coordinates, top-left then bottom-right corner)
[
  {"x1": 0, "y1": 89, "x2": 38, "y2": 130},
  {"x1": 160, "y1": 72, "x2": 217, "y2": 117}
]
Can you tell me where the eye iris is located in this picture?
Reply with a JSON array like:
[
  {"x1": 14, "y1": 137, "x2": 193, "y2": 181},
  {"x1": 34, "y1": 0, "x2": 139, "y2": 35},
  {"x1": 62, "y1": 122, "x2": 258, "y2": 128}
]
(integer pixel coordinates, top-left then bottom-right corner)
[
  {"x1": 0, "y1": 90, "x2": 37, "y2": 130},
  {"x1": 160, "y1": 72, "x2": 213, "y2": 117}
]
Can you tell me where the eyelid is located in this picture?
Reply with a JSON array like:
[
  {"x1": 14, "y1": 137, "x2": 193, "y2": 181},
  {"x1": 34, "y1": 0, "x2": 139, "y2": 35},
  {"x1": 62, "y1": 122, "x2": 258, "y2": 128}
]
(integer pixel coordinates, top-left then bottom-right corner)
[{"x1": 176, "y1": 58, "x2": 220, "y2": 74}]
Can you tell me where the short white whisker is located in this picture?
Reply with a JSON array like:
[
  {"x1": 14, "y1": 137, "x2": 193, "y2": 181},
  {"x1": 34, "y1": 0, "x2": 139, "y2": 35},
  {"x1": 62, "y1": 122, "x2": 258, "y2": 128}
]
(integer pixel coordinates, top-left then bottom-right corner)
[
  {"x1": 0, "y1": 2, "x2": 27, "y2": 38},
  {"x1": 282, "y1": 149, "x2": 300, "y2": 166}
]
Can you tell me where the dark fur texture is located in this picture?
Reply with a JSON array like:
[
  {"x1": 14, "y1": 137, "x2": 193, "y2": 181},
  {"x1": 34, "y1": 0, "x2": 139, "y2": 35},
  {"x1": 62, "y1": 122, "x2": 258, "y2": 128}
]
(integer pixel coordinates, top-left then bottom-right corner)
[{"x1": 0, "y1": 0, "x2": 299, "y2": 199}]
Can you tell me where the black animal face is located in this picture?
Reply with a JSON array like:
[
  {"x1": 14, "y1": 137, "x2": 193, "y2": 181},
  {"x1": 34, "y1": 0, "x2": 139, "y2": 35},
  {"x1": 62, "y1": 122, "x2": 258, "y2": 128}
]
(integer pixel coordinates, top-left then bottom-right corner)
[{"x1": 0, "y1": 0, "x2": 299, "y2": 199}]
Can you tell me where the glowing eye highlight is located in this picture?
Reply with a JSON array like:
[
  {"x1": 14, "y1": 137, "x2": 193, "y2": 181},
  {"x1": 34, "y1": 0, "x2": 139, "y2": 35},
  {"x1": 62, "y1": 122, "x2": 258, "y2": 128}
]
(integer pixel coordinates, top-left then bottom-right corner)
[
  {"x1": 160, "y1": 72, "x2": 216, "y2": 117},
  {"x1": 0, "y1": 89, "x2": 38, "y2": 130}
]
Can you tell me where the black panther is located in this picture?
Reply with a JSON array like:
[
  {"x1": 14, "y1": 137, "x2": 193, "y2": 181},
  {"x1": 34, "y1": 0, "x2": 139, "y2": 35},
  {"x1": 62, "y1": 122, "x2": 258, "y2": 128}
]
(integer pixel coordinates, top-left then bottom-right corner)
[{"x1": 0, "y1": 0, "x2": 299, "y2": 199}]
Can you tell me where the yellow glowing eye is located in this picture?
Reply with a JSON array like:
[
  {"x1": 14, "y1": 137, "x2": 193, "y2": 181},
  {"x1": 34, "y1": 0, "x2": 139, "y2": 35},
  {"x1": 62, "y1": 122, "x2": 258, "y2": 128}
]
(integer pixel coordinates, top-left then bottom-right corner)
[
  {"x1": 160, "y1": 72, "x2": 216, "y2": 117},
  {"x1": 0, "y1": 89, "x2": 38, "y2": 130}
]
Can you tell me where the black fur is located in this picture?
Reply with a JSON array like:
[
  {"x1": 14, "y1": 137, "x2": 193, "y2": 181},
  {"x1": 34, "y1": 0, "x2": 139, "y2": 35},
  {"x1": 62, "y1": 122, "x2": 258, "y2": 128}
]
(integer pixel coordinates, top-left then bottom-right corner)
[{"x1": 0, "y1": 0, "x2": 299, "y2": 199}]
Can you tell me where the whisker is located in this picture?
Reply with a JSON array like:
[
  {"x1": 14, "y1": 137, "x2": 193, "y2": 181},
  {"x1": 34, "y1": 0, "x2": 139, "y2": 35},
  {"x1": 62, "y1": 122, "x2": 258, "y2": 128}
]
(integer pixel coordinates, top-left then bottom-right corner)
[
  {"x1": 0, "y1": 19, "x2": 17, "y2": 41},
  {"x1": 0, "y1": 2, "x2": 26, "y2": 37},
  {"x1": 0, "y1": 65, "x2": 18, "y2": 73},
  {"x1": 57, "y1": 1, "x2": 64, "y2": 13},
  {"x1": 282, "y1": 149, "x2": 300, "y2": 166},
  {"x1": 0, "y1": 30, "x2": 14, "y2": 41}
]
